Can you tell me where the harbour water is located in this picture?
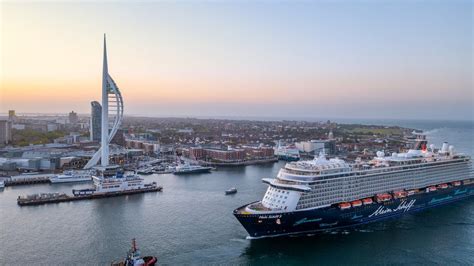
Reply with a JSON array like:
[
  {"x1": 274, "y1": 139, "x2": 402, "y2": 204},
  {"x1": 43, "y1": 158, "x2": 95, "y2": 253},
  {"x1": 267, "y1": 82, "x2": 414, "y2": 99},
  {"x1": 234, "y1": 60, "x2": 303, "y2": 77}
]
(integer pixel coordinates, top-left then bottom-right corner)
[{"x1": 0, "y1": 120, "x2": 473, "y2": 265}]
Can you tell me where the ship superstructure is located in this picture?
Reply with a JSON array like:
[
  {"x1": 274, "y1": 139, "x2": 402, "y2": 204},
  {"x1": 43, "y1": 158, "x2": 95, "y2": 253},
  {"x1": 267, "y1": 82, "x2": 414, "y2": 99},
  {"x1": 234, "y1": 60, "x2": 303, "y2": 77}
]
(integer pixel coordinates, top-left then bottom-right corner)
[
  {"x1": 234, "y1": 134, "x2": 474, "y2": 238},
  {"x1": 49, "y1": 170, "x2": 92, "y2": 183},
  {"x1": 274, "y1": 141, "x2": 300, "y2": 161},
  {"x1": 173, "y1": 161, "x2": 213, "y2": 175}
]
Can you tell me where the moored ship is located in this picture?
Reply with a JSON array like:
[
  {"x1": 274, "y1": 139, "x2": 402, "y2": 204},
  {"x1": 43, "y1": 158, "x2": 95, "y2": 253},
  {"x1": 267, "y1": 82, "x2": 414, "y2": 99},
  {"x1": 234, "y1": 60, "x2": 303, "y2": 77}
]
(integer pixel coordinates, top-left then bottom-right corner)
[
  {"x1": 234, "y1": 134, "x2": 474, "y2": 238},
  {"x1": 73, "y1": 165, "x2": 153, "y2": 196},
  {"x1": 173, "y1": 162, "x2": 213, "y2": 175},
  {"x1": 274, "y1": 141, "x2": 300, "y2": 161},
  {"x1": 49, "y1": 170, "x2": 92, "y2": 183}
]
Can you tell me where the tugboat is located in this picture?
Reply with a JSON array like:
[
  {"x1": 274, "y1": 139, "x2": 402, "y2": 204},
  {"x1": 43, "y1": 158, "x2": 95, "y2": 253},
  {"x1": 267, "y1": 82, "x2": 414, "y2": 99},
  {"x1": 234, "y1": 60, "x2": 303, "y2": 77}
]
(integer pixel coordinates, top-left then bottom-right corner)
[{"x1": 111, "y1": 238, "x2": 157, "y2": 266}]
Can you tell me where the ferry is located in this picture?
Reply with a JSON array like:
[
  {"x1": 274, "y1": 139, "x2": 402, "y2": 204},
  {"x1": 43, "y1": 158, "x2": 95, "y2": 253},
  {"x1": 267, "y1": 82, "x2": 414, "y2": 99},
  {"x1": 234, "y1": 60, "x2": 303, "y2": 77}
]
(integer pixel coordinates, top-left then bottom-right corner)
[
  {"x1": 234, "y1": 133, "x2": 474, "y2": 238},
  {"x1": 72, "y1": 165, "x2": 153, "y2": 196},
  {"x1": 49, "y1": 170, "x2": 92, "y2": 183}
]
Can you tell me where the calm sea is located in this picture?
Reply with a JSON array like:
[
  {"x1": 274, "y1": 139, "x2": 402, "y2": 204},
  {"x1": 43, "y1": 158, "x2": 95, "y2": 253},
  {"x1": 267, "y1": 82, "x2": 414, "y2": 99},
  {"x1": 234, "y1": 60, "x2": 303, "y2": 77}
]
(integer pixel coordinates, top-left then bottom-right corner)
[{"x1": 0, "y1": 120, "x2": 473, "y2": 265}]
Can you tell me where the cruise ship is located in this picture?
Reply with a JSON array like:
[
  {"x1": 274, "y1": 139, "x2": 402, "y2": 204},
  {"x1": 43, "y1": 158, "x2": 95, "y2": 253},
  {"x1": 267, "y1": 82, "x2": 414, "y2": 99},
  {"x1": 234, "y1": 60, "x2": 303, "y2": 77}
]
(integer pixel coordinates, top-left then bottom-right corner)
[
  {"x1": 234, "y1": 134, "x2": 474, "y2": 238},
  {"x1": 49, "y1": 170, "x2": 92, "y2": 183}
]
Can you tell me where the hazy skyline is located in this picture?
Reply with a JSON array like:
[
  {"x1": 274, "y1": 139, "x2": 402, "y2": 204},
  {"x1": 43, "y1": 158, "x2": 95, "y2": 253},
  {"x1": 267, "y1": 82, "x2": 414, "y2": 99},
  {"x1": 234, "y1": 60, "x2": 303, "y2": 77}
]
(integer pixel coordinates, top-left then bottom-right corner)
[{"x1": 1, "y1": 1, "x2": 473, "y2": 120}]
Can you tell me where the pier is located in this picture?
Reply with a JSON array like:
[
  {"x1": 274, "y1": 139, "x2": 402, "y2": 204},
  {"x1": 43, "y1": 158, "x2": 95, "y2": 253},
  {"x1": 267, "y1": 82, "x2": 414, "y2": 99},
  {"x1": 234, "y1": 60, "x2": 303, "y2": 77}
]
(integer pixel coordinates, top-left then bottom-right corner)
[
  {"x1": 5, "y1": 176, "x2": 51, "y2": 186},
  {"x1": 17, "y1": 186, "x2": 163, "y2": 206}
]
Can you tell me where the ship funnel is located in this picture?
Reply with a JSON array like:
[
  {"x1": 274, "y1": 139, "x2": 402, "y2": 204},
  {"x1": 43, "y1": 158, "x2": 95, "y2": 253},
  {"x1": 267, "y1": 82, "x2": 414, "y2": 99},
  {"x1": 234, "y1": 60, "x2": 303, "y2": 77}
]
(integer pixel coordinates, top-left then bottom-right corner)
[{"x1": 441, "y1": 142, "x2": 449, "y2": 153}]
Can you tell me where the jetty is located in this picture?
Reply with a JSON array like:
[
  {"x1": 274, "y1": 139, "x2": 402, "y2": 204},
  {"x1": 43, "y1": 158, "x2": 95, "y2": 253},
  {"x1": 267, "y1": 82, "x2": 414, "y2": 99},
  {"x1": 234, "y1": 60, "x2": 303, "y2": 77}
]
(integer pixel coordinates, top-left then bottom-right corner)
[
  {"x1": 17, "y1": 185, "x2": 163, "y2": 206},
  {"x1": 5, "y1": 176, "x2": 53, "y2": 186}
]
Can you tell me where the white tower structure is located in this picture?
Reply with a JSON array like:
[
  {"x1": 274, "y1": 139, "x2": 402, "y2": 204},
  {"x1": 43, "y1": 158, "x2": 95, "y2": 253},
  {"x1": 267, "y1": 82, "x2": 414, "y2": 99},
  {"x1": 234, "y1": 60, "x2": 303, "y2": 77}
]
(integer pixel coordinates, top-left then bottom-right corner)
[{"x1": 84, "y1": 35, "x2": 124, "y2": 169}]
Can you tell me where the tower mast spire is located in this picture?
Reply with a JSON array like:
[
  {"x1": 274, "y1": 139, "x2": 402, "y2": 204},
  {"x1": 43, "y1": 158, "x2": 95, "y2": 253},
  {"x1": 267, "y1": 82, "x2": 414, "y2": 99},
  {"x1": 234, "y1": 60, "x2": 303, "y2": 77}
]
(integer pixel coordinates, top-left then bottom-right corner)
[
  {"x1": 84, "y1": 35, "x2": 124, "y2": 169},
  {"x1": 101, "y1": 34, "x2": 109, "y2": 167}
]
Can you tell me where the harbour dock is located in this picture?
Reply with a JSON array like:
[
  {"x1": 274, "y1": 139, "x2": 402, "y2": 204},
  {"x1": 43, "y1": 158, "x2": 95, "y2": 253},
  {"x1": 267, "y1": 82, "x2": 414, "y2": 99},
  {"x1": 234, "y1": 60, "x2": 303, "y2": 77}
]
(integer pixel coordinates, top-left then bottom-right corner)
[
  {"x1": 5, "y1": 175, "x2": 54, "y2": 186},
  {"x1": 17, "y1": 185, "x2": 163, "y2": 206}
]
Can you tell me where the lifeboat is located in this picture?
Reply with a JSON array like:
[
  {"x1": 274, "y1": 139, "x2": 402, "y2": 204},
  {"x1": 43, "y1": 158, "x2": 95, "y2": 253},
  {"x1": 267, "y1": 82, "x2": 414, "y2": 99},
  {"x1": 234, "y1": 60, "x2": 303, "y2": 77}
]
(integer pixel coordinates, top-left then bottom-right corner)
[
  {"x1": 376, "y1": 193, "x2": 392, "y2": 202},
  {"x1": 438, "y1": 184, "x2": 448, "y2": 189},
  {"x1": 393, "y1": 191, "x2": 407, "y2": 199},
  {"x1": 453, "y1": 181, "x2": 461, "y2": 186},
  {"x1": 351, "y1": 200, "x2": 362, "y2": 207},
  {"x1": 407, "y1": 190, "x2": 417, "y2": 196},
  {"x1": 362, "y1": 198, "x2": 373, "y2": 205},
  {"x1": 427, "y1": 186, "x2": 437, "y2": 192},
  {"x1": 339, "y1": 202, "x2": 351, "y2": 210}
]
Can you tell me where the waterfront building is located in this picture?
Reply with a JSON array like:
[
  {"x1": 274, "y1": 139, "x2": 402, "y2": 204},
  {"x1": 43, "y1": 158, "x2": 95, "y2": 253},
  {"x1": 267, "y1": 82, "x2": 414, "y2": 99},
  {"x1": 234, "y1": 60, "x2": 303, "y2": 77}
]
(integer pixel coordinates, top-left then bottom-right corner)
[
  {"x1": 295, "y1": 139, "x2": 336, "y2": 155},
  {"x1": 111, "y1": 129, "x2": 126, "y2": 146},
  {"x1": 8, "y1": 110, "x2": 16, "y2": 122},
  {"x1": 205, "y1": 148, "x2": 246, "y2": 161},
  {"x1": 90, "y1": 101, "x2": 102, "y2": 142},
  {"x1": 68, "y1": 111, "x2": 79, "y2": 124},
  {"x1": 125, "y1": 139, "x2": 160, "y2": 154},
  {"x1": 0, "y1": 120, "x2": 12, "y2": 146}
]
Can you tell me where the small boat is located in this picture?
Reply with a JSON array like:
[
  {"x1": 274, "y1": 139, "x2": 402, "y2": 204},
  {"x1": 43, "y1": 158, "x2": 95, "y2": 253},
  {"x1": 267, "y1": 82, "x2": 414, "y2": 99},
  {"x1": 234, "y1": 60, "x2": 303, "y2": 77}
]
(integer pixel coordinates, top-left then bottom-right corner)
[
  {"x1": 225, "y1": 187, "x2": 237, "y2": 195},
  {"x1": 137, "y1": 168, "x2": 154, "y2": 175},
  {"x1": 427, "y1": 186, "x2": 437, "y2": 192},
  {"x1": 362, "y1": 198, "x2": 374, "y2": 205},
  {"x1": 376, "y1": 193, "x2": 392, "y2": 202},
  {"x1": 362, "y1": 198, "x2": 373, "y2": 205},
  {"x1": 407, "y1": 190, "x2": 417, "y2": 196},
  {"x1": 111, "y1": 238, "x2": 157, "y2": 266},
  {"x1": 393, "y1": 191, "x2": 407, "y2": 199},
  {"x1": 438, "y1": 183, "x2": 448, "y2": 189},
  {"x1": 453, "y1": 181, "x2": 461, "y2": 187},
  {"x1": 351, "y1": 200, "x2": 362, "y2": 207},
  {"x1": 339, "y1": 202, "x2": 351, "y2": 210}
]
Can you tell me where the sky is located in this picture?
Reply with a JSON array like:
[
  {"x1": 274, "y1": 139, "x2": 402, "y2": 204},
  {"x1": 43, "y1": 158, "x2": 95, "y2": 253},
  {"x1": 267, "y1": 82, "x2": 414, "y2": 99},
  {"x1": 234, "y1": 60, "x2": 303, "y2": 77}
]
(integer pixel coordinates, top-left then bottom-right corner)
[{"x1": 1, "y1": 1, "x2": 473, "y2": 120}]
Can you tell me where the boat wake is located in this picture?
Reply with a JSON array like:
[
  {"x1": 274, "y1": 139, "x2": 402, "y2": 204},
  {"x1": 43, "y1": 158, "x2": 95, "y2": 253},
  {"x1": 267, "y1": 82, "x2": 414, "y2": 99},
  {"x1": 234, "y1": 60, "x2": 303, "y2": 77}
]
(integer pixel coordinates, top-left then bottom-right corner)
[
  {"x1": 230, "y1": 238, "x2": 248, "y2": 243},
  {"x1": 423, "y1": 128, "x2": 443, "y2": 135}
]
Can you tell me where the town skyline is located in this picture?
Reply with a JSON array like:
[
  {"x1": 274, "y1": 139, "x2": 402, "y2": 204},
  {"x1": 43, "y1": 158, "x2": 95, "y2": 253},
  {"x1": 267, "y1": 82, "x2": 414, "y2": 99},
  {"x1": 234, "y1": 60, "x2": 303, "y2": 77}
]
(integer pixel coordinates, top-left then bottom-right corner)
[{"x1": 1, "y1": 1, "x2": 473, "y2": 120}]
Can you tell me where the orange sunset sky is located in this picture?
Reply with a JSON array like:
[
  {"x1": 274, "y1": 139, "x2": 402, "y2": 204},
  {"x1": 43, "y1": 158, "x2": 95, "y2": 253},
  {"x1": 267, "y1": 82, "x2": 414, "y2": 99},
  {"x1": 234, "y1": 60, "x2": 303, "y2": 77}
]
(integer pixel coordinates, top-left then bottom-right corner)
[{"x1": 1, "y1": 1, "x2": 472, "y2": 120}]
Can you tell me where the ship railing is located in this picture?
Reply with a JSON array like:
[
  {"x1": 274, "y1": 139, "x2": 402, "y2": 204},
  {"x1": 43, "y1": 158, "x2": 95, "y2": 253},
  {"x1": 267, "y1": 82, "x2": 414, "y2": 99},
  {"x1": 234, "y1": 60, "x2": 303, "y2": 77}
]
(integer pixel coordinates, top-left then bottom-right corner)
[{"x1": 246, "y1": 202, "x2": 272, "y2": 212}]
